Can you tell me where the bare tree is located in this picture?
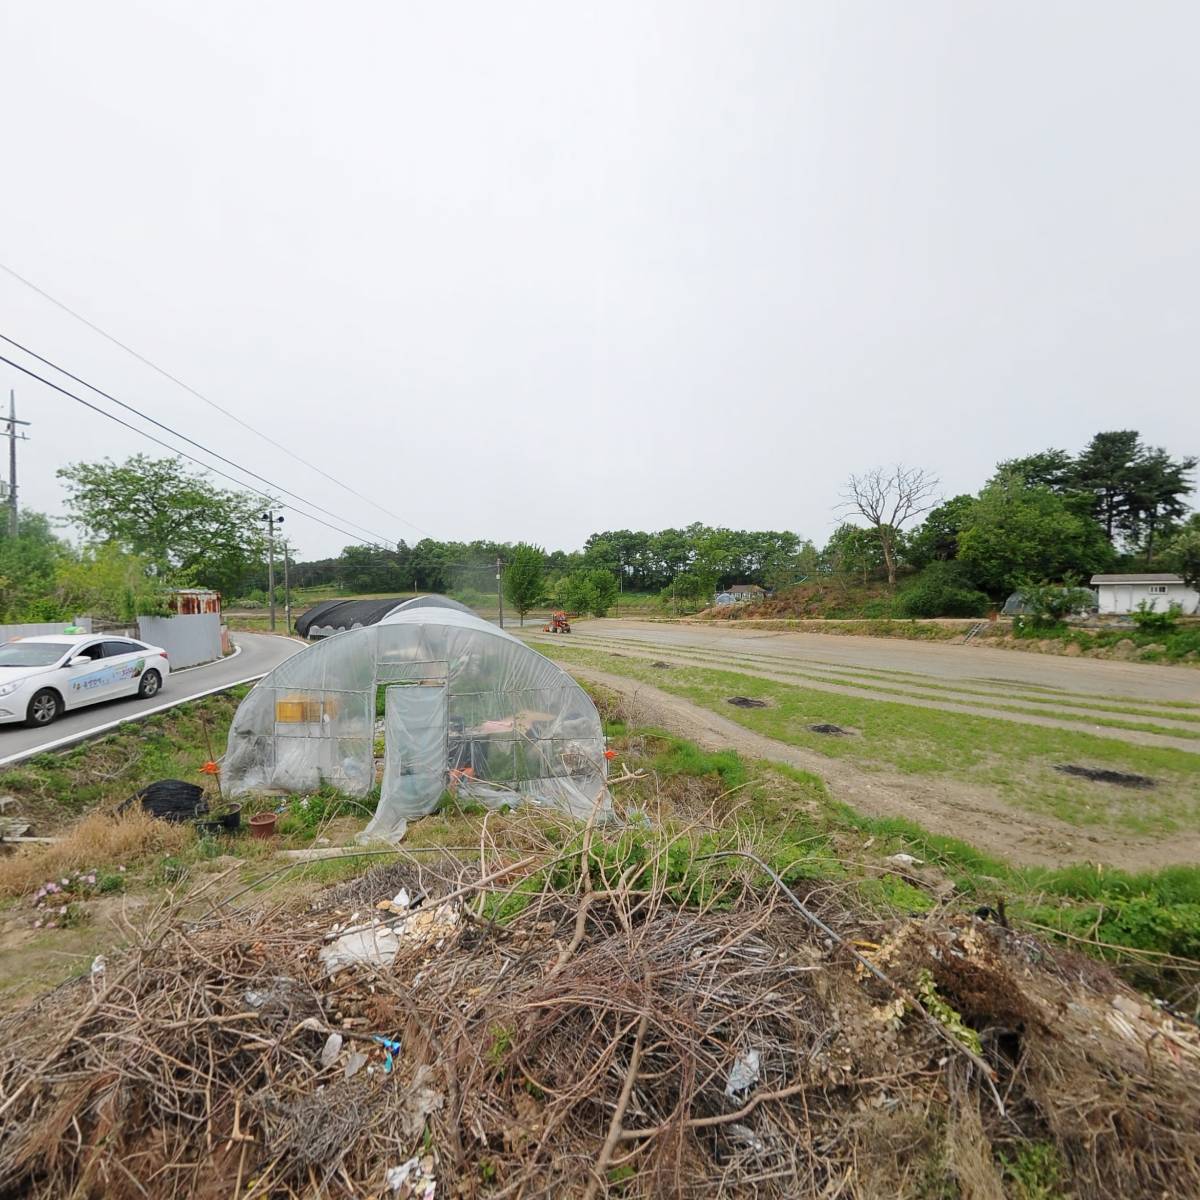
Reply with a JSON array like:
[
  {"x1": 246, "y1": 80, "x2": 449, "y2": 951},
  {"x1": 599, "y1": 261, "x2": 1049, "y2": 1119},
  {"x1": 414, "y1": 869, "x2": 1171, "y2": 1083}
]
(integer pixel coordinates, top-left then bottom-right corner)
[{"x1": 839, "y1": 465, "x2": 940, "y2": 586}]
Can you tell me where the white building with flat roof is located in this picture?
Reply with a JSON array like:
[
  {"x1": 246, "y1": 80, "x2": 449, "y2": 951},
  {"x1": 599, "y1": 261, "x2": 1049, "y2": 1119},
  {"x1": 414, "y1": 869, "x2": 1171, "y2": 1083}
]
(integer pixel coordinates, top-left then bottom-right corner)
[{"x1": 1090, "y1": 573, "x2": 1199, "y2": 615}]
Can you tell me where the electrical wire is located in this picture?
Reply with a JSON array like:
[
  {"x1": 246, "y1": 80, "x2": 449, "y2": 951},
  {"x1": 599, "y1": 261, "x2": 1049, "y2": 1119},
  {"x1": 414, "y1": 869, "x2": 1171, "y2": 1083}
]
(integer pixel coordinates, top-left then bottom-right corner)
[
  {"x1": 0, "y1": 352, "x2": 396, "y2": 552},
  {"x1": 0, "y1": 332, "x2": 400, "y2": 549},
  {"x1": 0, "y1": 260, "x2": 433, "y2": 537}
]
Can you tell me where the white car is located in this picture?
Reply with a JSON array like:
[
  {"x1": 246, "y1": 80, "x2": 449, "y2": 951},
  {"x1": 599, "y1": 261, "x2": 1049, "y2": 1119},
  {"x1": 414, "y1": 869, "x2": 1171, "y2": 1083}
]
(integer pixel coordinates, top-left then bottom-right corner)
[{"x1": 0, "y1": 634, "x2": 171, "y2": 728}]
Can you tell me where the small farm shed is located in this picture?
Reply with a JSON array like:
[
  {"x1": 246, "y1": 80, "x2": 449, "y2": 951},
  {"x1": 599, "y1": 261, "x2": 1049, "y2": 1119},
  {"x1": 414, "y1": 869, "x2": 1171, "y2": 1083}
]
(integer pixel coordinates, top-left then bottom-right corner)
[
  {"x1": 167, "y1": 589, "x2": 221, "y2": 615},
  {"x1": 1090, "y1": 573, "x2": 1199, "y2": 616},
  {"x1": 222, "y1": 606, "x2": 610, "y2": 840},
  {"x1": 714, "y1": 584, "x2": 766, "y2": 605},
  {"x1": 295, "y1": 594, "x2": 473, "y2": 639}
]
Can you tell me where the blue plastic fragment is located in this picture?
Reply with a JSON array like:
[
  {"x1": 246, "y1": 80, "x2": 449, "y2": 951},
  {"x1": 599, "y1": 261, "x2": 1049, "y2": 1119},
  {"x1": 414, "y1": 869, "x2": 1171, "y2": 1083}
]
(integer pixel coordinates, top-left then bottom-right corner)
[{"x1": 373, "y1": 1034, "x2": 401, "y2": 1073}]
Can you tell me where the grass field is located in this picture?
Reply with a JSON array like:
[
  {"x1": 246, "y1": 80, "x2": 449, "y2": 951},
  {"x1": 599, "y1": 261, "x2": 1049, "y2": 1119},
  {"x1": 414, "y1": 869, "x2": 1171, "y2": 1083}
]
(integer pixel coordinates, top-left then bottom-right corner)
[{"x1": 529, "y1": 640, "x2": 1200, "y2": 834}]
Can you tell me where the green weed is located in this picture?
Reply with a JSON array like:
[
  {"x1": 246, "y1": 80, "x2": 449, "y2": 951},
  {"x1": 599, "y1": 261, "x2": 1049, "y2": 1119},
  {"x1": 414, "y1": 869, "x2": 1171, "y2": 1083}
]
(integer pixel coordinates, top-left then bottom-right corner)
[{"x1": 998, "y1": 1142, "x2": 1067, "y2": 1200}]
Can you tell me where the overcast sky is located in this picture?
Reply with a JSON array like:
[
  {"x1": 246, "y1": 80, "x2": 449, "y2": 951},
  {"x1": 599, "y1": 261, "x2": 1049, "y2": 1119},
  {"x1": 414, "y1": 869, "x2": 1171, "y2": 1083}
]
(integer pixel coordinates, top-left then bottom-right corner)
[{"x1": 1, "y1": 2, "x2": 1196, "y2": 560}]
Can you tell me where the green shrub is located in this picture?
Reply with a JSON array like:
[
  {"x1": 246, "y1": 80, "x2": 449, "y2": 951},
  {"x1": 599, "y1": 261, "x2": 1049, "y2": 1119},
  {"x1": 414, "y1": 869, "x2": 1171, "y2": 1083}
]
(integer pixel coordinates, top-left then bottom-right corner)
[
  {"x1": 1018, "y1": 580, "x2": 1095, "y2": 628},
  {"x1": 1131, "y1": 600, "x2": 1182, "y2": 635},
  {"x1": 859, "y1": 598, "x2": 899, "y2": 618},
  {"x1": 896, "y1": 564, "x2": 989, "y2": 619}
]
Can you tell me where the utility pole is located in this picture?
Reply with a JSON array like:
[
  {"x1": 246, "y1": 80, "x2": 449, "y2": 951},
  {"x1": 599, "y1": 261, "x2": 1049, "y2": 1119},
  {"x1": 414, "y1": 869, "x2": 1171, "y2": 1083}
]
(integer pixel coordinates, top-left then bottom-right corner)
[
  {"x1": 3, "y1": 392, "x2": 31, "y2": 537},
  {"x1": 495, "y1": 555, "x2": 505, "y2": 627},
  {"x1": 260, "y1": 510, "x2": 285, "y2": 632},
  {"x1": 282, "y1": 539, "x2": 292, "y2": 632}
]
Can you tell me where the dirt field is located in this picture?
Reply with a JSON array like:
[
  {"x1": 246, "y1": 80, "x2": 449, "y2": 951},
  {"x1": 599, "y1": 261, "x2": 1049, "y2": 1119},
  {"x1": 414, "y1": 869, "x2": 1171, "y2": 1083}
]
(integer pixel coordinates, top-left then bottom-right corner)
[
  {"x1": 550, "y1": 619, "x2": 1200, "y2": 750},
  {"x1": 570, "y1": 664, "x2": 1198, "y2": 872}
]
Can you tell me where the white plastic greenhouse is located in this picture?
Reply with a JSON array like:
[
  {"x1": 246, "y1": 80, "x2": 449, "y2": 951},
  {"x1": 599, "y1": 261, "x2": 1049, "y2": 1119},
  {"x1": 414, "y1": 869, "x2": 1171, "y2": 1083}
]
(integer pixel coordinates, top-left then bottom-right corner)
[{"x1": 221, "y1": 605, "x2": 610, "y2": 840}]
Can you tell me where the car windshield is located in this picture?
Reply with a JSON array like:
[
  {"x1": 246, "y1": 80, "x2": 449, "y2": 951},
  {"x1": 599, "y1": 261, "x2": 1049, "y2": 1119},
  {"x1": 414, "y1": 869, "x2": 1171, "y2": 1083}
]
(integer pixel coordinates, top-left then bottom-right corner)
[{"x1": 0, "y1": 642, "x2": 70, "y2": 667}]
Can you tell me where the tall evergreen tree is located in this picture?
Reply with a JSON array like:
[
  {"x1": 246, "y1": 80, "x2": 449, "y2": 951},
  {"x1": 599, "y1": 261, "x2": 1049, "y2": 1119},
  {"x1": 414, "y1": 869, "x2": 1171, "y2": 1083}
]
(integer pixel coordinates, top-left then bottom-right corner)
[
  {"x1": 1071, "y1": 431, "x2": 1144, "y2": 543},
  {"x1": 1125, "y1": 447, "x2": 1197, "y2": 562}
]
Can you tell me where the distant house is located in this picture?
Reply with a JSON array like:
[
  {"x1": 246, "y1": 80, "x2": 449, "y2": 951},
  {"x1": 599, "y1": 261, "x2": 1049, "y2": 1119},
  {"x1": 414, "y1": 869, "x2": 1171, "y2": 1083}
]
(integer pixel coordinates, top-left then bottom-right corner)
[
  {"x1": 1090, "y1": 573, "x2": 1199, "y2": 616},
  {"x1": 167, "y1": 588, "x2": 221, "y2": 615},
  {"x1": 719, "y1": 583, "x2": 766, "y2": 604}
]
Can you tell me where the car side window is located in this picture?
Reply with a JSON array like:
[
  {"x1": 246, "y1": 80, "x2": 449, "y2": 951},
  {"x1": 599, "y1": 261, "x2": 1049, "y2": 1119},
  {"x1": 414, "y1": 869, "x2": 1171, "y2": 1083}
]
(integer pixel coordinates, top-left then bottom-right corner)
[
  {"x1": 102, "y1": 640, "x2": 139, "y2": 657},
  {"x1": 76, "y1": 643, "x2": 105, "y2": 661}
]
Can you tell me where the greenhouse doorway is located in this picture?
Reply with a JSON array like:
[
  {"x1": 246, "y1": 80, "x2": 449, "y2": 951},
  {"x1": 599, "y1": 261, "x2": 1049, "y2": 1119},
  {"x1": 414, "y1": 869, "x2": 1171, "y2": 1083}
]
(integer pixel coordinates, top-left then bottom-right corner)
[{"x1": 380, "y1": 681, "x2": 448, "y2": 816}]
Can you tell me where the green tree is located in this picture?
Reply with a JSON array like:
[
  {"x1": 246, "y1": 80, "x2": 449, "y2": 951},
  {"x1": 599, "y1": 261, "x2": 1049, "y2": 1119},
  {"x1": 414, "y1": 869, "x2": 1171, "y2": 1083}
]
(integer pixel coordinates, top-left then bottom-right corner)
[
  {"x1": 503, "y1": 543, "x2": 545, "y2": 624},
  {"x1": 822, "y1": 523, "x2": 884, "y2": 587},
  {"x1": 905, "y1": 495, "x2": 975, "y2": 568},
  {"x1": 58, "y1": 455, "x2": 268, "y2": 597},
  {"x1": 659, "y1": 571, "x2": 711, "y2": 613},
  {"x1": 1125, "y1": 447, "x2": 1197, "y2": 562},
  {"x1": 1072, "y1": 430, "x2": 1144, "y2": 543},
  {"x1": 53, "y1": 543, "x2": 168, "y2": 622},
  {"x1": 761, "y1": 538, "x2": 819, "y2": 592},
  {"x1": 337, "y1": 545, "x2": 404, "y2": 593},
  {"x1": 0, "y1": 511, "x2": 68, "y2": 621},
  {"x1": 895, "y1": 562, "x2": 989, "y2": 618},
  {"x1": 559, "y1": 568, "x2": 618, "y2": 617},
  {"x1": 957, "y1": 478, "x2": 1111, "y2": 596},
  {"x1": 1016, "y1": 579, "x2": 1096, "y2": 628},
  {"x1": 990, "y1": 449, "x2": 1075, "y2": 490},
  {"x1": 1167, "y1": 518, "x2": 1200, "y2": 591}
]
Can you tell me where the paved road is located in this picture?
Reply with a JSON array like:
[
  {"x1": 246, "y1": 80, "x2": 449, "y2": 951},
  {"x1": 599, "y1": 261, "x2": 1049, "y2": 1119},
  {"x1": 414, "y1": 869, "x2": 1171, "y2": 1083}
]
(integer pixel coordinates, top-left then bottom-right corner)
[{"x1": 0, "y1": 632, "x2": 302, "y2": 765}]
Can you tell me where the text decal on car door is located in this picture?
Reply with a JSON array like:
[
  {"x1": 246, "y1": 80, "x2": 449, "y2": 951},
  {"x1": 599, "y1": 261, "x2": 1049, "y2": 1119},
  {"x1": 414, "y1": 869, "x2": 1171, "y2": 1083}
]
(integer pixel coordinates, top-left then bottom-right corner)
[{"x1": 69, "y1": 658, "x2": 146, "y2": 694}]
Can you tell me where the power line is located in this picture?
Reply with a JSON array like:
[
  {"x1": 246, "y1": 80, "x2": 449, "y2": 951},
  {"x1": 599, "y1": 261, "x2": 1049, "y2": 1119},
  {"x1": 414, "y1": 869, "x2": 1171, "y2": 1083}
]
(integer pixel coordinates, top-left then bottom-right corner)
[
  {"x1": 0, "y1": 332, "x2": 396, "y2": 548},
  {"x1": 0, "y1": 353, "x2": 395, "y2": 552},
  {"x1": 0, "y1": 260, "x2": 433, "y2": 537}
]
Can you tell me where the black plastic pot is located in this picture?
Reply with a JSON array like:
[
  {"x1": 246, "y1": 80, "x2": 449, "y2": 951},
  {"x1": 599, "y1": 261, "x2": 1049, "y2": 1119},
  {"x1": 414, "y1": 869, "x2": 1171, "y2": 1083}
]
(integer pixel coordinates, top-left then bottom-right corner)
[{"x1": 197, "y1": 804, "x2": 242, "y2": 835}]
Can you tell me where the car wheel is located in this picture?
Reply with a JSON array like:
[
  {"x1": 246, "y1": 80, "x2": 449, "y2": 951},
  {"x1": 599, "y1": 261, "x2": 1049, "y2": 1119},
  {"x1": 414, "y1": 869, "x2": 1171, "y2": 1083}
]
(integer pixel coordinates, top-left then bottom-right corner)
[
  {"x1": 137, "y1": 670, "x2": 162, "y2": 699},
  {"x1": 26, "y1": 689, "x2": 61, "y2": 728}
]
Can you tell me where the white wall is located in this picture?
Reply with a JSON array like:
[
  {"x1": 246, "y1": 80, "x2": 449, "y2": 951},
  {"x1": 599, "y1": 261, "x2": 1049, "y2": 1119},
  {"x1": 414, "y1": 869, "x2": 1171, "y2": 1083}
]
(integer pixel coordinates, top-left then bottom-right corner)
[
  {"x1": 1096, "y1": 583, "x2": 1199, "y2": 615},
  {"x1": 0, "y1": 617, "x2": 93, "y2": 640},
  {"x1": 137, "y1": 613, "x2": 222, "y2": 668}
]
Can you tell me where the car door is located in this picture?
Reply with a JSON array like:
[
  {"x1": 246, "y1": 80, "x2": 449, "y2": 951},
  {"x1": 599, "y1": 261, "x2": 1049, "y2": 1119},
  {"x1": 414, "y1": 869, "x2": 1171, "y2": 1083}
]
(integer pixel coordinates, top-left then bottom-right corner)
[
  {"x1": 102, "y1": 640, "x2": 149, "y2": 696},
  {"x1": 62, "y1": 640, "x2": 114, "y2": 708}
]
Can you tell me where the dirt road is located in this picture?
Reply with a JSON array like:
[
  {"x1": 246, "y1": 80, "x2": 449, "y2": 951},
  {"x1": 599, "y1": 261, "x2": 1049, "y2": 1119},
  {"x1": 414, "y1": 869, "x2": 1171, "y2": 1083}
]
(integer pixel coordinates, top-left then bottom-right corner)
[{"x1": 542, "y1": 620, "x2": 1200, "y2": 751}]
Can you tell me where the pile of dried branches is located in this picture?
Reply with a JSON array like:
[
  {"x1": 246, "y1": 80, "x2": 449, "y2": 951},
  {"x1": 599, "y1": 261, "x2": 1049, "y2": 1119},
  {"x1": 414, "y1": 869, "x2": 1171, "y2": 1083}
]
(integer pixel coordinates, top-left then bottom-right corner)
[{"x1": 1, "y1": 839, "x2": 1198, "y2": 1199}]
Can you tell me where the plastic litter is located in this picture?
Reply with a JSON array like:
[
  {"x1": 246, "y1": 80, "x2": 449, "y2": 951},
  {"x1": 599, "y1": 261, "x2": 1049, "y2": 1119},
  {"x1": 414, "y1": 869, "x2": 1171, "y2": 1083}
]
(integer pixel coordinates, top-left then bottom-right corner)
[
  {"x1": 319, "y1": 901, "x2": 460, "y2": 976},
  {"x1": 374, "y1": 1034, "x2": 402, "y2": 1073},
  {"x1": 725, "y1": 1049, "x2": 761, "y2": 1098},
  {"x1": 319, "y1": 924, "x2": 404, "y2": 974},
  {"x1": 728, "y1": 1122, "x2": 766, "y2": 1154},
  {"x1": 343, "y1": 1050, "x2": 368, "y2": 1079},
  {"x1": 319, "y1": 1032, "x2": 343, "y2": 1068},
  {"x1": 886, "y1": 853, "x2": 923, "y2": 867},
  {"x1": 385, "y1": 1154, "x2": 437, "y2": 1199}
]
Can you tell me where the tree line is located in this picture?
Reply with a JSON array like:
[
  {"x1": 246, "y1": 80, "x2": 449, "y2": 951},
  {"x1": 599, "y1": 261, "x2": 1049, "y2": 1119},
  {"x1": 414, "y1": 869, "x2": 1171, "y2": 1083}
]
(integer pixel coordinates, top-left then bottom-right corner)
[
  {"x1": 830, "y1": 431, "x2": 1198, "y2": 616},
  {"x1": 0, "y1": 430, "x2": 1193, "y2": 625}
]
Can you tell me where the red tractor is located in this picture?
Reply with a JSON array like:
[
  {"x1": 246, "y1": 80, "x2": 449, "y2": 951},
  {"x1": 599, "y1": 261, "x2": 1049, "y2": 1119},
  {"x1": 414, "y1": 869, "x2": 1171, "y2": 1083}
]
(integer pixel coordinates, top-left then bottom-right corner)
[{"x1": 542, "y1": 610, "x2": 572, "y2": 634}]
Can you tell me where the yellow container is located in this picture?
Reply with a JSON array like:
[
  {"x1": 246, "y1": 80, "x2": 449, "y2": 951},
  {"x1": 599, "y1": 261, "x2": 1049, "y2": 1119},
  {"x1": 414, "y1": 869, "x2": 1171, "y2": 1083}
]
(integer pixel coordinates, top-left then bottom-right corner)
[{"x1": 275, "y1": 695, "x2": 335, "y2": 723}]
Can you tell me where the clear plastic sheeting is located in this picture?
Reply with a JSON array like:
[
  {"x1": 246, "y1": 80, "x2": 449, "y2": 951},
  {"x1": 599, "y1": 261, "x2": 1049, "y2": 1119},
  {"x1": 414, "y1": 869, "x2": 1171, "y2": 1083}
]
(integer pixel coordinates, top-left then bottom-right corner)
[
  {"x1": 372, "y1": 684, "x2": 448, "y2": 834},
  {"x1": 222, "y1": 608, "x2": 610, "y2": 837}
]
